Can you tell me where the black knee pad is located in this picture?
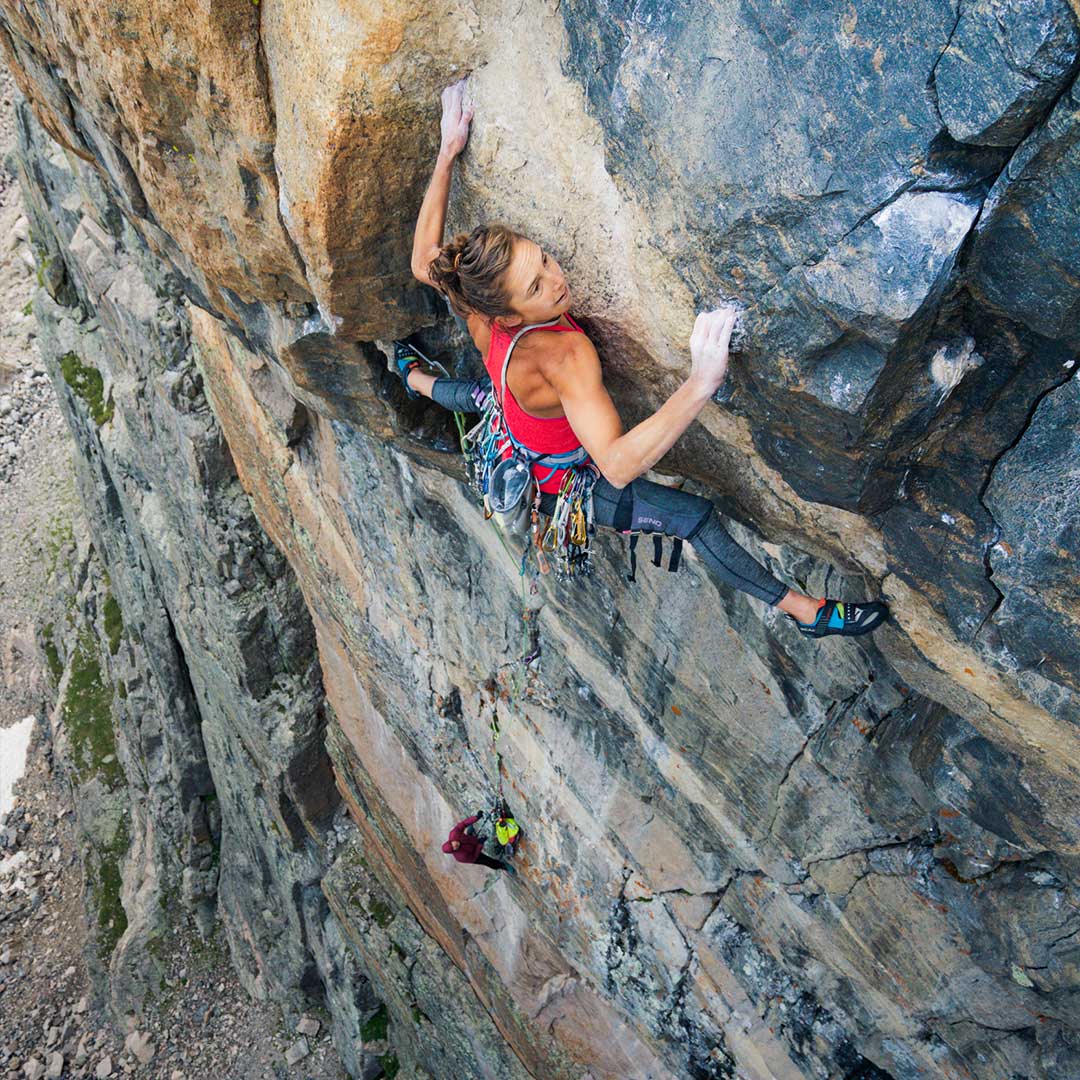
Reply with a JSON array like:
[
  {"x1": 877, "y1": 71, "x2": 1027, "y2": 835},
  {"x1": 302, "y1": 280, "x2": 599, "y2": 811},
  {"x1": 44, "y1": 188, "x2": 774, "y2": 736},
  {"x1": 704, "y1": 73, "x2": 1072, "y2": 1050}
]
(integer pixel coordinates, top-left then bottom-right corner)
[{"x1": 617, "y1": 481, "x2": 713, "y2": 539}]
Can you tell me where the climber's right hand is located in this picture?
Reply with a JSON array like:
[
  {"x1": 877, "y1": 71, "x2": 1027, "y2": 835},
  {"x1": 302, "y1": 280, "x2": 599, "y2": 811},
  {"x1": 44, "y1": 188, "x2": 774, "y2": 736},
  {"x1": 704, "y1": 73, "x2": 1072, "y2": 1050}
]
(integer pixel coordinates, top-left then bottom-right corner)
[
  {"x1": 439, "y1": 78, "x2": 474, "y2": 160},
  {"x1": 689, "y1": 307, "x2": 737, "y2": 393}
]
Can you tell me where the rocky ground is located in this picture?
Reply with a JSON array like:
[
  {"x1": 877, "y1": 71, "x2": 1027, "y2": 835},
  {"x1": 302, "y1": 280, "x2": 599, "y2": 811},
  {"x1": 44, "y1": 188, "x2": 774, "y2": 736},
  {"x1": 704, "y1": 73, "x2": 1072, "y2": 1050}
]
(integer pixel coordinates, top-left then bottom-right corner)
[
  {"x1": 0, "y1": 63, "x2": 76, "y2": 731},
  {"x1": 0, "y1": 70, "x2": 347, "y2": 1080},
  {"x1": 0, "y1": 750, "x2": 350, "y2": 1080}
]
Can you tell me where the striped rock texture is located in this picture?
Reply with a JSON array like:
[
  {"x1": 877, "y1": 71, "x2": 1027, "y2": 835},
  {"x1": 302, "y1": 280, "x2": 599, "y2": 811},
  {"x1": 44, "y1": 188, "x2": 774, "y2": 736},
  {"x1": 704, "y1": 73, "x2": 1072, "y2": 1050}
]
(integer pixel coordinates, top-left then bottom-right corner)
[{"x1": 5, "y1": 2, "x2": 1079, "y2": 1077}]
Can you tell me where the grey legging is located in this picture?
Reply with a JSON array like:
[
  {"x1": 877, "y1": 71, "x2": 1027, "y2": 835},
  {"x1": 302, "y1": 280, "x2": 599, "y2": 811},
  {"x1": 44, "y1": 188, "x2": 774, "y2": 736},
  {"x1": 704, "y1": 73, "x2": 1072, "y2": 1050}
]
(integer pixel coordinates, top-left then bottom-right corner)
[{"x1": 430, "y1": 377, "x2": 787, "y2": 606}]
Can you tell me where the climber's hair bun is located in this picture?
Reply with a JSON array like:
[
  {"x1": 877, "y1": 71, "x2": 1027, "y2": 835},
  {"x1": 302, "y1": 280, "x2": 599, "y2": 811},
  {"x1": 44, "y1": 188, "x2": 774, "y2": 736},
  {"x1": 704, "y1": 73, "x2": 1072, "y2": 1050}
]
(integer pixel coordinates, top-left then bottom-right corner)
[{"x1": 428, "y1": 224, "x2": 521, "y2": 323}]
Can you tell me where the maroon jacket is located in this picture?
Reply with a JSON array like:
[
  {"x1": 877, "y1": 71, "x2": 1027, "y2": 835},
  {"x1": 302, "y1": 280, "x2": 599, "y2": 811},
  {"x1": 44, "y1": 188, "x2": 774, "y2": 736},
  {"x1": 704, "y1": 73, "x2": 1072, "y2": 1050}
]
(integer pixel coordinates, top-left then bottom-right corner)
[{"x1": 442, "y1": 815, "x2": 484, "y2": 863}]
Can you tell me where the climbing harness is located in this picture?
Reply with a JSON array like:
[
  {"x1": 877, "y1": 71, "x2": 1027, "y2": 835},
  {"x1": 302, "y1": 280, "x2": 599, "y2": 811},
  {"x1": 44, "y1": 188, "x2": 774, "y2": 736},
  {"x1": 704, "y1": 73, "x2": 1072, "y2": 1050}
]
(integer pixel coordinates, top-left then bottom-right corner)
[
  {"x1": 462, "y1": 321, "x2": 598, "y2": 578},
  {"x1": 495, "y1": 813, "x2": 520, "y2": 848}
]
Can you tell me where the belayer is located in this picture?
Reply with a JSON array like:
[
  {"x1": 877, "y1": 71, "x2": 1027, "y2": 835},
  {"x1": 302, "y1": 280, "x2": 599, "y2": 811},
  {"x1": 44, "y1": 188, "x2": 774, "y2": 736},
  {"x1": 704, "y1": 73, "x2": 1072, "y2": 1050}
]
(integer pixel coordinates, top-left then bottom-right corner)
[
  {"x1": 442, "y1": 811, "x2": 517, "y2": 875},
  {"x1": 399, "y1": 78, "x2": 888, "y2": 638}
]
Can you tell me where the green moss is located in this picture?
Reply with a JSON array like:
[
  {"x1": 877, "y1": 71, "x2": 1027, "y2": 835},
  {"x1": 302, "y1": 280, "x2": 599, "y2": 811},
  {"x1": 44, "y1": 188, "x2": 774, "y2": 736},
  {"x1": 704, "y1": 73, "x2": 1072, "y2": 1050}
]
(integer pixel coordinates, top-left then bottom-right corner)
[
  {"x1": 62, "y1": 629, "x2": 123, "y2": 788},
  {"x1": 360, "y1": 1006, "x2": 388, "y2": 1043},
  {"x1": 117, "y1": 681, "x2": 128, "y2": 700},
  {"x1": 91, "y1": 816, "x2": 130, "y2": 958},
  {"x1": 368, "y1": 898, "x2": 394, "y2": 928},
  {"x1": 34, "y1": 252, "x2": 51, "y2": 288},
  {"x1": 103, "y1": 593, "x2": 124, "y2": 655},
  {"x1": 189, "y1": 923, "x2": 229, "y2": 967},
  {"x1": 43, "y1": 514, "x2": 74, "y2": 580},
  {"x1": 59, "y1": 351, "x2": 114, "y2": 425},
  {"x1": 379, "y1": 1055, "x2": 399, "y2": 1079},
  {"x1": 22, "y1": 300, "x2": 32, "y2": 316},
  {"x1": 41, "y1": 623, "x2": 64, "y2": 684},
  {"x1": 95, "y1": 852, "x2": 128, "y2": 954}
]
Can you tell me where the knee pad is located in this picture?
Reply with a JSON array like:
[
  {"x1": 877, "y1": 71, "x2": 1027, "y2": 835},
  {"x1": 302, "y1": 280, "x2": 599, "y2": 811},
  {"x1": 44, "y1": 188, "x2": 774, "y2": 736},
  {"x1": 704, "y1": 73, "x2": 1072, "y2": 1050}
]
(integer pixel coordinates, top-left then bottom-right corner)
[{"x1": 624, "y1": 482, "x2": 713, "y2": 539}]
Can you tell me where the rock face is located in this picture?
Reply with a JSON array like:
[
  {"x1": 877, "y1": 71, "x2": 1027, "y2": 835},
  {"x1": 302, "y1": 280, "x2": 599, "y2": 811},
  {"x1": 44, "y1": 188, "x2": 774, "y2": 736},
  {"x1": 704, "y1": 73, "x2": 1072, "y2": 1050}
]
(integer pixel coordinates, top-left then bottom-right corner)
[
  {"x1": 4, "y1": 2, "x2": 1080, "y2": 1078},
  {"x1": 936, "y1": 0, "x2": 1080, "y2": 147}
]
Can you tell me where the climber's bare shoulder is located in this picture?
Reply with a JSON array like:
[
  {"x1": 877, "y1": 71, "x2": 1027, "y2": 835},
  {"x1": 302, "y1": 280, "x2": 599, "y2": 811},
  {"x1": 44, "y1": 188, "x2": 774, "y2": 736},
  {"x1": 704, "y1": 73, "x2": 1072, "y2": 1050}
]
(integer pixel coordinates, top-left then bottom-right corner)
[
  {"x1": 465, "y1": 311, "x2": 492, "y2": 358},
  {"x1": 539, "y1": 332, "x2": 624, "y2": 447},
  {"x1": 537, "y1": 330, "x2": 604, "y2": 398}
]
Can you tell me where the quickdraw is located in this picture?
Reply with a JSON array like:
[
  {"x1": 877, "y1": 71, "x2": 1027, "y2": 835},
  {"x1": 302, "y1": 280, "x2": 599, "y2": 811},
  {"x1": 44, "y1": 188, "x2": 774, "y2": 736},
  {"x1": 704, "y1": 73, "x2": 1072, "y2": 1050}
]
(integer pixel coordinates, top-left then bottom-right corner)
[
  {"x1": 462, "y1": 397, "x2": 507, "y2": 501},
  {"x1": 537, "y1": 464, "x2": 597, "y2": 578},
  {"x1": 461, "y1": 321, "x2": 598, "y2": 581}
]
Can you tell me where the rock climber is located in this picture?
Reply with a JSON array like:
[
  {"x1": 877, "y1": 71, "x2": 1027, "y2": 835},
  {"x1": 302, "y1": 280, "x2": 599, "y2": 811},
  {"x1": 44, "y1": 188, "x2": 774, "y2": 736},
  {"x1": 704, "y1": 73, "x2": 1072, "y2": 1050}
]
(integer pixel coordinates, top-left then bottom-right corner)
[
  {"x1": 400, "y1": 78, "x2": 888, "y2": 638},
  {"x1": 442, "y1": 811, "x2": 516, "y2": 875}
]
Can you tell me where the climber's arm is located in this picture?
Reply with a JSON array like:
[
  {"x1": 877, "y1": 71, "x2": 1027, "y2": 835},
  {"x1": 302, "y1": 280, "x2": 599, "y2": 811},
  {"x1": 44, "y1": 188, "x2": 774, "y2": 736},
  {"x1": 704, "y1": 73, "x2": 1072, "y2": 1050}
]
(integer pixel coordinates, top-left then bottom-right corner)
[
  {"x1": 448, "y1": 814, "x2": 480, "y2": 842},
  {"x1": 411, "y1": 79, "x2": 474, "y2": 286},
  {"x1": 544, "y1": 339, "x2": 707, "y2": 489},
  {"x1": 410, "y1": 152, "x2": 453, "y2": 287},
  {"x1": 543, "y1": 310, "x2": 735, "y2": 489}
]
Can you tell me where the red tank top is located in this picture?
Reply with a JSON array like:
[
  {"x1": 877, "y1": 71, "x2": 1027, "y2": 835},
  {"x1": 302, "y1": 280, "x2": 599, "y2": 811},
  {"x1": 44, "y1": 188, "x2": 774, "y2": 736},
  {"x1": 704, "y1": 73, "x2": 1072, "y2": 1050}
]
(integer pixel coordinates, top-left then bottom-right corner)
[{"x1": 483, "y1": 315, "x2": 585, "y2": 493}]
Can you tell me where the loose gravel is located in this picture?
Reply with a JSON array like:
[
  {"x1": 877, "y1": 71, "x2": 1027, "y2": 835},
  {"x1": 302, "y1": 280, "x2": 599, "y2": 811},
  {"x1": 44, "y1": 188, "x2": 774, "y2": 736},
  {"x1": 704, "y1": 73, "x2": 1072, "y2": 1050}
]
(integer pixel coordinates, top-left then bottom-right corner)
[{"x1": 0, "y1": 68, "x2": 347, "y2": 1080}]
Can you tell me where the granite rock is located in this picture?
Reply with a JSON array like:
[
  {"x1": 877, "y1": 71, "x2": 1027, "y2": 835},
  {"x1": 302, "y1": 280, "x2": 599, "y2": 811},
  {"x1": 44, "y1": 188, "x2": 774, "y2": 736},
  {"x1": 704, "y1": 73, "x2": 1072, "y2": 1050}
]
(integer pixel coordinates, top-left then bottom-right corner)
[
  {"x1": 5, "y1": 3, "x2": 1080, "y2": 1079},
  {"x1": 935, "y1": 0, "x2": 1080, "y2": 147},
  {"x1": 985, "y1": 373, "x2": 1080, "y2": 693}
]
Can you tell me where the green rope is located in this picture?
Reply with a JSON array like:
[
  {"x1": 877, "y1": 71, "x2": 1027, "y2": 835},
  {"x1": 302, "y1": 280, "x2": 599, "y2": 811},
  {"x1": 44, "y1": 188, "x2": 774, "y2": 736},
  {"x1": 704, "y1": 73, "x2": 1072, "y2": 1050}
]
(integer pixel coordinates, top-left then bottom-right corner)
[{"x1": 453, "y1": 401, "x2": 536, "y2": 792}]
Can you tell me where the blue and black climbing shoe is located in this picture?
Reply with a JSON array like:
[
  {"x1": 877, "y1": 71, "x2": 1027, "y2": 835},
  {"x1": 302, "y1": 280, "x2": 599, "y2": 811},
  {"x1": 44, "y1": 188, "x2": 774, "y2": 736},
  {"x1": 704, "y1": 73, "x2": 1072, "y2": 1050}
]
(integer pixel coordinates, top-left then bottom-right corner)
[
  {"x1": 393, "y1": 340, "x2": 423, "y2": 399},
  {"x1": 795, "y1": 599, "x2": 888, "y2": 638}
]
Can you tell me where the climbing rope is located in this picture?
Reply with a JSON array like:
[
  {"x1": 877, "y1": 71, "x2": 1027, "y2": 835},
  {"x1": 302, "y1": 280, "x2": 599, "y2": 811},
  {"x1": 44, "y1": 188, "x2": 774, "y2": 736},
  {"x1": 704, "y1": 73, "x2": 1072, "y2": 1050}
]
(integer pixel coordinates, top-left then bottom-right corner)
[{"x1": 404, "y1": 340, "x2": 535, "y2": 851}]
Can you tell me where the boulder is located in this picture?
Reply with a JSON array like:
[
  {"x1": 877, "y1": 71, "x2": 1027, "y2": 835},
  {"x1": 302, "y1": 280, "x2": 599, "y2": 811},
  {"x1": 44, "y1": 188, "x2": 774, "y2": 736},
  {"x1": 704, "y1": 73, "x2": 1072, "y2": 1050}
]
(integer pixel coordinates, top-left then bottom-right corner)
[
  {"x1": 935, "y1": 0, "x2": 1080, "y2": 146},
  {"x1": 985, "y1": 373, "x2": 1080, "y2": 692}
]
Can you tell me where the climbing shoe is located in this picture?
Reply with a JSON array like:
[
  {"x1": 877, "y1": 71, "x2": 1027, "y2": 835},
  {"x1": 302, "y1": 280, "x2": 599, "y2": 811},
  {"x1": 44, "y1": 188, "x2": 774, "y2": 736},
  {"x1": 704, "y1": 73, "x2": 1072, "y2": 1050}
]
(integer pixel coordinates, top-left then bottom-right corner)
[
  {"x1": 393, "y1": 341, "x2": 423, "y2": 399},
  {"x1": 794, "y1": 599, "x2": 888, "y2": 638}
]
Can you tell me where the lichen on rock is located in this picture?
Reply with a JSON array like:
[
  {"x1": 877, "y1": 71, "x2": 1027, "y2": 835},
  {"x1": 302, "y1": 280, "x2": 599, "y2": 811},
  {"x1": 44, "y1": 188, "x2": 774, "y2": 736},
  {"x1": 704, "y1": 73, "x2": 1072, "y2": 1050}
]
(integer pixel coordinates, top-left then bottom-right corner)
[{"x1": 58, "y1": 351, "x2": 113, "y2": 426}]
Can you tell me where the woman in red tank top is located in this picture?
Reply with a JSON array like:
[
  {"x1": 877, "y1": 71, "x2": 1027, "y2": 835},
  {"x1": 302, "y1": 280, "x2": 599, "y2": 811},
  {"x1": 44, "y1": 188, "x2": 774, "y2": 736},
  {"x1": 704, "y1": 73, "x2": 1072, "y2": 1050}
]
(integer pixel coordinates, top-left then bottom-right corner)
[
  {"x1": 393, "y1": 79, "x2": 889, "y2": 639},
  {"x1": 481, "y1": 315, "x2": 587, "y2": 494}
]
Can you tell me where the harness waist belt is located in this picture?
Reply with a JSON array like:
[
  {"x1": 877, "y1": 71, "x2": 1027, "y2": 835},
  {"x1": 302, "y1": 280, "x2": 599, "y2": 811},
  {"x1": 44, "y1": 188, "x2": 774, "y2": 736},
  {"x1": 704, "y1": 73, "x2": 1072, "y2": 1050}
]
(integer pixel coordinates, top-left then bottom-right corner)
[{"x1": 516, "y1": 443, "x2": 591, "y2": 469}]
